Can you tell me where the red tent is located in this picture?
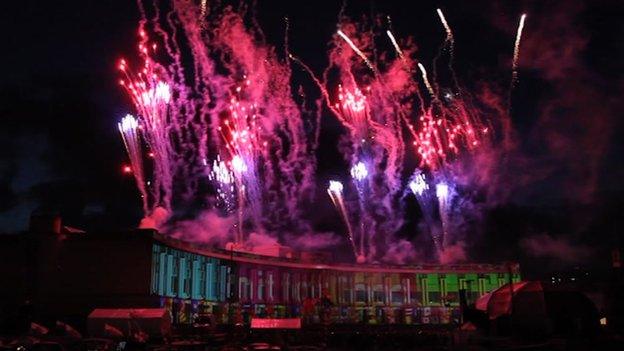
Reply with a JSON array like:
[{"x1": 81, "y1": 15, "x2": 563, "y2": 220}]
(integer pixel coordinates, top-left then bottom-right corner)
[{"x1": 475, "y1": 281, "x2": 545, "y2": 320}]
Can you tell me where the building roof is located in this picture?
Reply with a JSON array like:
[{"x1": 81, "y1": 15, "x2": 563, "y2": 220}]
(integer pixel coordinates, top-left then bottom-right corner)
[{"x1": 151, "y1": 232, "x2": 520, "y2": 275}]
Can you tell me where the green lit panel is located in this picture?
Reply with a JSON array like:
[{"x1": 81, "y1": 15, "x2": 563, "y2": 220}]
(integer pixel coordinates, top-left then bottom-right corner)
[
  {"x1": 426, "y1": 273, "x2": 440, "y2": 292},
  {"x1": 445, "y1": 273, "x2": 459, "y2": 293},
  {"x1": 426, "y1": 274, "x2": 441, "y2": 306}
]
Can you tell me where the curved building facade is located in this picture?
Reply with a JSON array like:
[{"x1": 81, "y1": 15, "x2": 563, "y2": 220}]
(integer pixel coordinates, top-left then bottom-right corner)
[
  {"x1": 0, "y1": 225, "x2": 520, "y2": 327},
  {"x1": 150, "y1": 234, "x2": 521, "y2": 325}
]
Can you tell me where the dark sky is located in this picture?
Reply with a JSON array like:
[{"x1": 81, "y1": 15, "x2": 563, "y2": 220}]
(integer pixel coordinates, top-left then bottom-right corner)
[{"x1": 0, "y1": 0, "x2": 623, "y2": 277}]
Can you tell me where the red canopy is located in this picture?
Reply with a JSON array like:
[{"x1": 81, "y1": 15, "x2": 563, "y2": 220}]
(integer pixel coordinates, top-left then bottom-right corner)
[{"x1": 475, "y1": 281, "x2": 543, "y2": 319}]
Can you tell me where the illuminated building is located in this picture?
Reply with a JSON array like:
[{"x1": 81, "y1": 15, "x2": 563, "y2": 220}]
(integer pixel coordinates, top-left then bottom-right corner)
[{"x1": 0, "y1": 216, "x2": 520, "y2": 326}]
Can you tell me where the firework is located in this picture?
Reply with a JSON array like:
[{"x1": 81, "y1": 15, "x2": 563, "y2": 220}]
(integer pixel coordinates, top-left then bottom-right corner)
[
  {"x1": 417, "y1": 63, "x2": 436, "y2": 98},
  {"x1": 436, "y1": 9, "x2": 454, "y2": 43},
  {"x1": 350, "y1": 161, "x2": 369, "y2": 182},
  {"x1": 512, "y1": 14, "x2": 527, "y2": 85},
  {"x1": 327, "y1": 180, "x2": 358, "y2": 259},
  {"x1": 408, "y1": 170, "x2": 441, "y2": 254},
  {"x1": 408, "y1": 171, "x2": 429, "y2": 196},
  {"x1": 337, "y1": 30, "x2": 376, "y2": 72},
  {"x1": 435, "y1": 182, "x2": 452, "y2": 252},
  {"x1": 335, "y1": 85, "x2": 370, "y2": 140},
  {"x1": 386, "y1": 30, "x2": 405, "y2": 60},
  {"x1": 118, "y1": 114, "x2": 149, "y2": 212},
  {"x1": 217, "y1": 84, "x2": 266, "y2": 243},
  {"x1": 350, "y1": 161, "x2": 369, "y2": 257},
  {"x1": 118, "y1": 53, "x2": 175, "y2": 213},
  {"x1": 114, "y1": 3, "x2": 524, "y2": 264},
  {"x1": 208, "y1": 155, "x2": 236, "y2": 213}
]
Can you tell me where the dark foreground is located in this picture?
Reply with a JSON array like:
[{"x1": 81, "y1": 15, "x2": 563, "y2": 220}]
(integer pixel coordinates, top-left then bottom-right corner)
[{"x1": 3, "y1": 324, "x2": 624, "y2": 351}]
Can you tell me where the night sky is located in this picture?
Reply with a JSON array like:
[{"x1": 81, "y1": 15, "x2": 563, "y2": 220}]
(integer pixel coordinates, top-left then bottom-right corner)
[{"x1": 1, "y1": 0, "x2": 623, "y2": 278}]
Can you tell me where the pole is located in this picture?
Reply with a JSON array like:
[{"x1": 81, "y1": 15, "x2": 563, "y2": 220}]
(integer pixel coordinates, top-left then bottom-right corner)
[{"x1": 507, "y1": 262, "x2": 515, "y2": 334}]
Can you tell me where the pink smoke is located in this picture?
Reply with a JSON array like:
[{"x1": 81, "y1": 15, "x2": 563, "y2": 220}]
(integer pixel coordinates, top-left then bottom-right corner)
[
  {"x1": 139, "y1": 206, "x2": 170, "y2": 230},
  {"x1": 285, "y1": 232, "x2": 342, "y2": 251},
  {"x1": 520, "y1": 233, "x2": 592, "y2": 263},
  {"x1": 438, "y1": 242, "x2": 467, "y2": 264},
  {"x1": 382, "y1": 239, "x2": 418, "y2": 265},
  {"x1": 168, "y1": 210, "x2": 236, "y2": 245},
  {"x1": 245, "y1": 232, "x2": 280, "y2": 249}
]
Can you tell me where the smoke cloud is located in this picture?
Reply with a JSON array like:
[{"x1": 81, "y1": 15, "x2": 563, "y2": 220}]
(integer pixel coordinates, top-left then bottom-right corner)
[
  {"x1": 520, "y1": 233, "x2": 592, "y2": 264},
  {"x1": 167, "y1": 210, "x2": 236, "y2": 246}
]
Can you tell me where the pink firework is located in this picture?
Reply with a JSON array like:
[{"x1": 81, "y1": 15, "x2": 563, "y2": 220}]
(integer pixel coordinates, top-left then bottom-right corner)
[
  {"x1": 118, "y1": 114, "x2": 149, "y2": 213},
  {"x1": 409, "y1": 108, "x2": 490, "y2": 171},
  {"x1": 118, "y1": 51, "x2": 175, "y2": 213},
  {"x1": 114, "y1": 2, "x2": 525, "y2": 264}
]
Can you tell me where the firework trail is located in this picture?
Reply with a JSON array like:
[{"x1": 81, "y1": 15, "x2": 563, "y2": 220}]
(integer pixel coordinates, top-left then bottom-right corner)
[
  {"x1": 291, "y1": 28, "x2": 408, "y2": 260},
  {"x1": 512, "y1": 14, "x2": 527, "y2": 85},
  {"x1": 207, "y1": 155, "x2": 236, "y2": 213},
  {"x1": 118, "y1": 54, "x2": 175, "y2": 213},
  {"x1": 294, "y1": 22, "x2": 408, "y2": 261},
  {"x1": 435, "y1": 182, "x2": 452, "y2": 251},
  {"x1": 335, "y1": 86, "x2": 373, "y2": 259},
  {"x1": 327, "y1": 180, "x2": 358, "y2": 259},
  {"x1": 386, "y1": 30, "x2": 405, "y2": 61},
  {"x1": 350, "y1": 161, "x2": 369, "y2": 258},
  {"x1": 436, "y1": 9, "x2": 453, "y2": 43},
  {"x1": 398, "y1": 9, "x2": 501, "y2": 259},
  {"x1": 117, "y1": 1, "x2": 318, "y2": 245},
  {"x1": 211, "y1": 6, "x2": 318, "y2": 236},
  {"x1": 434, "y1": 8, "x2": 462, "y2": 96},
  {"x1": 217, "y1": 84, "x2": 265, "y2": 239},
  {"x1": 337, "y1": 29, "x2": 376, "y2": 73},
  {"x1": 200, "y1": 0, "x2": 207, "y2": 17},
  {"x1": 408, "y1": 171, "x2": 442, "y2": 252},
  {"x1": 417, "y1": 63, "x2": 436, "y2": 98},
  {"x1": 118, "y1": 114, "x2": 149, "y2": 213},
  {"x1": 231, "y1": 155, "x2": 247, "y2": 244}
]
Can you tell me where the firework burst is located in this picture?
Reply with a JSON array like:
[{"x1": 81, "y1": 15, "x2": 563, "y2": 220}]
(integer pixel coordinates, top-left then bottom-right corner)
[{"x1": 115, "y1": 3, "x2": 527, "y2": 263}]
